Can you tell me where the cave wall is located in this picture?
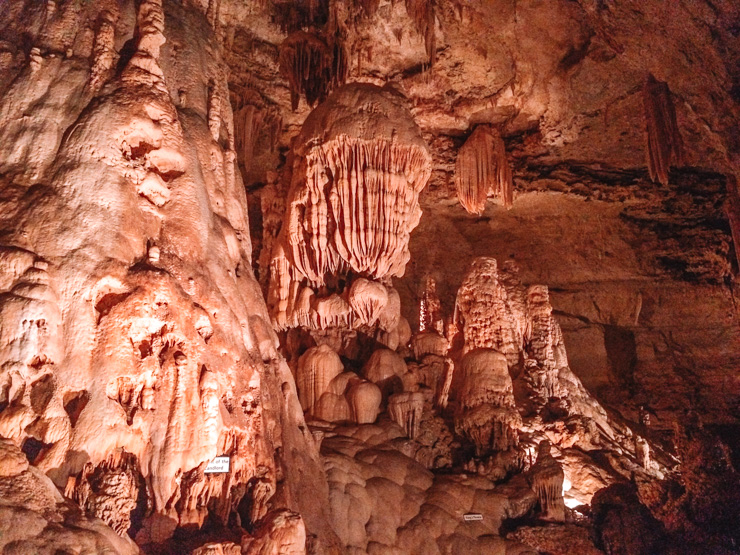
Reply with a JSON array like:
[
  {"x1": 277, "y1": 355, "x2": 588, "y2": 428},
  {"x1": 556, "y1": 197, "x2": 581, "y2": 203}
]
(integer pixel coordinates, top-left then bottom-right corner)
[{"x1": 0, "y1": 0, "x2": 338, "y2": 551}]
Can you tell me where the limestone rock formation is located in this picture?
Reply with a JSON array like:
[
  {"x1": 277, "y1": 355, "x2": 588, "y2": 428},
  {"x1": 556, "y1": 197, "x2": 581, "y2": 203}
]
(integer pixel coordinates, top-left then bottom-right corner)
[{"x1": 267, "y1": 83, "x2": 432, "y2": 331}]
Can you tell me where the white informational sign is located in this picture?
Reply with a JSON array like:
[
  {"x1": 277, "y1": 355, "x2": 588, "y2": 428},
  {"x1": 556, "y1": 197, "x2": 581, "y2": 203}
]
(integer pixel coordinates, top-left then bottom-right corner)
[
  {"x1": 463, "y1": 513, "x2": 483, "y2": 522},
  {"x1": 205, "y1": 456, "x2": 230, "y2": 473}
]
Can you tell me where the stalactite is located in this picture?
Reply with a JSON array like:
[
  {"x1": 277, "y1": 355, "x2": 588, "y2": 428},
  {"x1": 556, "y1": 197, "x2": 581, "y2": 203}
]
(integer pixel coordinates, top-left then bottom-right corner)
[
  {"x1": 387, "y1": 391, "x2": 424, "y2": 439},
  {"x1": 279, "y1": 30, "x2": 346, "y2": 111},
  {"x1": 271, "y1": 0, "x2": 330, "y2": 33},
  {"x1": 124, "y1": 0, "x2": 166, "y2": 84},
  {"x1": 289, "y1": 135, "x2": 431, "y2": 283},
  {"x1": 643, "y1": 73, "x2": 684, "y2": 185},
  {"x1": 404, "y1": 0, "x2": 436, "y2": 66},
  {"x1": 71, "y1": 451, "x2": 141, "y2": 534},
  {"x1": 455, "y1": 125, "x2": 513, "y2": 215},
  {"x1": 436, "y1": 357, "x2": 454, "y2": 409},
  {"x1": 232, "y1": 100, "x2": 282, "y2": 171}
]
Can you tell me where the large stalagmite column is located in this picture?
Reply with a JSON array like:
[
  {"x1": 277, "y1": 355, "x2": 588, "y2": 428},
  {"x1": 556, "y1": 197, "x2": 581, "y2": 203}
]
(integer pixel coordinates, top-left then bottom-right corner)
[{"x1": 0, "y1": 0, "x2": 338, "y2": 550}]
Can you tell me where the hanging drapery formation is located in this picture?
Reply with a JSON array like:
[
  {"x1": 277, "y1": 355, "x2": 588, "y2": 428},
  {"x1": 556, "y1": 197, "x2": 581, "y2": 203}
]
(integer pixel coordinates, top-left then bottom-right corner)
[
  {"x1": 268, "y1": 84, "x2": 432, "y2": 331},
  {"x1": 404, "y1": 0, "x2": 436, "y2": 66},
  {"x1": 279, "y1": 30, "x2": 347, "y2": 111},
  {"x1": 455, "y1": 125, "x2": 513, "y2": 215},
  {"x1": 643, "y1": 73, "x2": 684, "y2": 185}
]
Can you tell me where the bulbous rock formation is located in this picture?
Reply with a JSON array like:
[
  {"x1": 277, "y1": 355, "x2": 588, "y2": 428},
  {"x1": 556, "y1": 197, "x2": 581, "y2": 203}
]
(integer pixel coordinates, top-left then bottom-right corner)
[
  {"x1": 268, "y1": 83, "x2": 432, "y2": 330},
  {"x1": 296, "y1": 344, "x2": 344, "y2": 415}
]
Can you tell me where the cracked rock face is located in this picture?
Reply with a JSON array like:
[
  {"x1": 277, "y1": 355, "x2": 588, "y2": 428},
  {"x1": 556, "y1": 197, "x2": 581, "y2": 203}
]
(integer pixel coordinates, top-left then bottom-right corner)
[{"x1": 0, "y1": 0, "x2": 739, "y2": 553}]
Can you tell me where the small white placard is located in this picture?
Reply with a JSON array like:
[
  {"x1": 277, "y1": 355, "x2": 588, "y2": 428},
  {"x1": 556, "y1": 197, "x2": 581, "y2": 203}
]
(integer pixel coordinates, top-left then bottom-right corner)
[
  {"x1": 463, "y1": 513, "x2": 483, "y2": 522},
  {"x1": 205, "y1": 456, "x2": 230, "y2": 473}
]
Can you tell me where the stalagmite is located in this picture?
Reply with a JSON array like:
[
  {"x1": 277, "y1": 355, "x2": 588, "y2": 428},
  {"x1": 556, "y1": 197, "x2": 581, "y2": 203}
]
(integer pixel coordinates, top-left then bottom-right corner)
[
  {"x1": 454, "y1": 257, "x2": 522, "y2": 364},
  {"x1": 89, "y1": 9, "x2": 119, "y2": 93},
  {"x1": 454, "y1": 349, "x2": 521, "y2": 455},
  {"x1": 208, "y1": 79, "x2": 223, "y2": 143},
  {"x1": 411, "y1": 331, "x2": 449, "y2": 359},
  {"x1": 296, "y1": 344, "x2": 344, "y2": 415},
  {"x1": 313, "y1": 392, "x2": 351, "y2": 423},
  {"x1": 268, "y1": 84, "x2": 431, "y2": 331},
  {"x1": 387, "y1": 391, "x2": 424, "y2": 439},
  {"x1": 455, "y1": 125, "x2": 513, "y2": 215},
  {"x1": 528, "y1": 441, "x2": 566, "y2": 522},
  {"x1": 643, "y1": 73, "x2": 684, "y2": 185},
  {"x1": 377, "y1": 286, "x2": 402, "y2": 333},
  {"x1": 635, "y1": 436, "x2": 651, "y2": 470},
  {"x1": 346, "y1": 380, "x2": 382, "y2": 424},
  {"x1": 524, "y1": 285, "x2": 567, "y2": 400}
]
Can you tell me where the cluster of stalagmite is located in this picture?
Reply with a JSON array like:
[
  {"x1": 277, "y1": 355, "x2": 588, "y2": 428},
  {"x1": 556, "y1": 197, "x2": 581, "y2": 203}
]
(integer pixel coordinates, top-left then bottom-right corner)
[
  {"x1": 452, "y1": 257, "x2": 612, "y2": 426},
  {"x1": 268, "y1": 83, "x2": 431, "y2": 331},
  {"x1": 296, "y1": 344, "x2": 382, "y2": 425},
  {"x1": 455, "y1": 125, "x2": 513, "y2": 215},
  {"x1": 643, "y1": 73, "x2": 684, "y2": 185}
]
